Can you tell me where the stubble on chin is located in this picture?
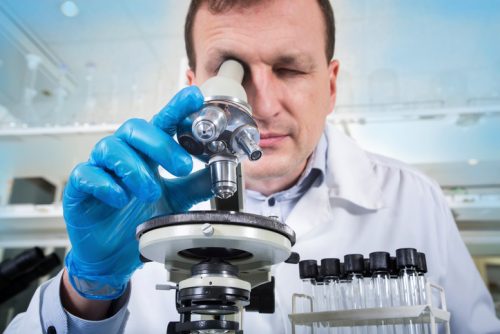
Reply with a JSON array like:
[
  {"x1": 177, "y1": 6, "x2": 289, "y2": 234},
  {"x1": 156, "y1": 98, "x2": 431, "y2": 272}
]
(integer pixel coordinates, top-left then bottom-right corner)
[{"x1": 243, "y1": 149, "x2": 307, "y2": 185}]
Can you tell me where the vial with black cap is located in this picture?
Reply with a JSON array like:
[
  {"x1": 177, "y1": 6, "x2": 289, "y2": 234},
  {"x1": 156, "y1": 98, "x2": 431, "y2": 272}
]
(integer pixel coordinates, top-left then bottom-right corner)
[
  {"x1": 363, "y1": 258, "x2": 374, "y2": 308},
  {"x1": 344, "y1": 254, "x2": 368, "y2": 334},
  {"x1": 369, "y1": 252, "x2": 396, "y2": 334},
  {"x1": 369, "y1": 252, "x2": 393, "y2": 308},
  {"x1": 338, "y1": 262, "x2": 349, "y2": 311},
  {"x1": 389, "y1": 256, "x2": 401, "y2": 307},
  {"x1": 299, "y1": 259, "x2": 319, "y2": 313},
  {"x1": 344, "y1": 254, "x2": 367, "y2": 310},
  {"x1": 320, "y1": 258, "x2": 342, "y2": 311},
  {"x1": 396, "y1": 248, "x2": 421, "y2": 306},
  {"x1": 417, "y1": 252, "x2": 428, "y2": 305},
  {"x1": 396, "y1": 248, "x2": 422, "y2": 334},
  {"x1": 416, "y1": 253, "x2": 430, "y2": 334}
]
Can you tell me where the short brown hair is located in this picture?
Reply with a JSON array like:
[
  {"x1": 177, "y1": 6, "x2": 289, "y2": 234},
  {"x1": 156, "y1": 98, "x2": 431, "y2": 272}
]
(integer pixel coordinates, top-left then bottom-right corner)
[{"x1": 184, "y1": 0, "x2": 335, "y2": 70}]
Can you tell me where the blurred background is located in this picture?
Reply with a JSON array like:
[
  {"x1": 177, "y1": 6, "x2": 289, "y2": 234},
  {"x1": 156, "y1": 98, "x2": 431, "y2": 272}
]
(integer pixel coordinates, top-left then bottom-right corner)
[{"x1": 0, "y1": 0, "x2": 498, "y2": 329}]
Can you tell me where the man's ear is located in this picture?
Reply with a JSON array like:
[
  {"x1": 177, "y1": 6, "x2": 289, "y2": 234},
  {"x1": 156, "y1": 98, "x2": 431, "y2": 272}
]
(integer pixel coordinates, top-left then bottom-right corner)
[
  {"x1": 186, "y1": 68, "x2": 197, "y2": 85},
  {"x1": 328, "y1": 60, "x2": 340, "y2": 114}
]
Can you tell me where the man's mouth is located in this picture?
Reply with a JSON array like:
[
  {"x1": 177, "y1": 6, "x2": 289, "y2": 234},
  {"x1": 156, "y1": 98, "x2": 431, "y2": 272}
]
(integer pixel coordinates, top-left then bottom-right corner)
[{"x1": 258, "y1": 133, "x2": 288, "y2": 148}]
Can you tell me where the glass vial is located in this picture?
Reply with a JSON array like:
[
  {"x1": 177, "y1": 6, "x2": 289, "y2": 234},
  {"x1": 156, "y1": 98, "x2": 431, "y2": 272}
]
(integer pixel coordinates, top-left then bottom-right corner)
[
  {"x1": 320, "y1": 258, "x2": 342, "y2": 311},
  {"x1": 396, "y1": 248, "x2": 422, "y2": 334},
  {"x1": 299, "y1": 260, "x2": 319, "y2": 313},
  {"x1": 370, "y1": 252, "x2": 395, "y2": 334},
  {"x1": 298, "y1": 260, "x2": 319, "y2": 334},
  {"x1": 344, "y1": 254, "x2": 367, "y2": 334}
]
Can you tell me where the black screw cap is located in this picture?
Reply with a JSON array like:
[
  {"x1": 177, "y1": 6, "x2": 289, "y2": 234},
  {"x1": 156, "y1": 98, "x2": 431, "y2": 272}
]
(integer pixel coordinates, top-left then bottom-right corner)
[
  {"x1": 299, "y1": 260, "x2": 318, "y2": 279},
  {"x1": 339, "y1": 262, "x2": 346, "y2": 279},
  {"x1": 369, "y1": 252, "x2": 391, "y2": 272},
  {"x1": 417, "y1": 252, "x2": 428, "y2": 273},
  {"x1": 396, "y1": 248, "x2": 419, "y2": 269},
  {"x1": 320, "y1": 258, "x2": 340, "y2": 278},
  {"x1": 389, "y1": 257, "x2": 398, "y2": 276},
  {"x1": 344, "y1": 254, "x2": 364, "y2": 274},
  {"x1": 363, "y1": 258, "x2": 371, "y2": 277}
]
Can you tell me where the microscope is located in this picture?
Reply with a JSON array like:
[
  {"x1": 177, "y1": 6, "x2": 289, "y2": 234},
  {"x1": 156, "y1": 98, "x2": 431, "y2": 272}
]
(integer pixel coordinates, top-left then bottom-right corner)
[{"x1": 136, "y1": 60, "x2": 298, "y2": 333}]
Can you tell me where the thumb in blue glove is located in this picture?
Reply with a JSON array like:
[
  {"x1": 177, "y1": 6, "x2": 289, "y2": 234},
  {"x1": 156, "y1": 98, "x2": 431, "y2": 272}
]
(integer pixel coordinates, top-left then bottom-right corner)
[{"x1": 63, "y1": 86, "x2": 212, "y2": 299}]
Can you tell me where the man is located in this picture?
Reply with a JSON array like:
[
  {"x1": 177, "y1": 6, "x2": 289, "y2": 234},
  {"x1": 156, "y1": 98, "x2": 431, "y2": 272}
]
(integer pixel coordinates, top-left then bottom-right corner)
[{"x1": 6, "y1": 0, "x2": 500, "y2": 333}]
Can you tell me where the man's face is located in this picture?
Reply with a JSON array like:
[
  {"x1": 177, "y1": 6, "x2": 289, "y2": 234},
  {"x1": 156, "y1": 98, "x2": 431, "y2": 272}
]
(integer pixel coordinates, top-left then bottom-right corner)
[{"x1": 188, "y1": 0, "x2": 339, "y2": 193}]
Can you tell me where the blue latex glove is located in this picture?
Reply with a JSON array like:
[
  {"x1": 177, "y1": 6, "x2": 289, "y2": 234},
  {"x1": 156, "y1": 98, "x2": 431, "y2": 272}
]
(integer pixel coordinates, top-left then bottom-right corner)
[{"x1": 63, "y1": 86, "x2": 212, "y2": 300}]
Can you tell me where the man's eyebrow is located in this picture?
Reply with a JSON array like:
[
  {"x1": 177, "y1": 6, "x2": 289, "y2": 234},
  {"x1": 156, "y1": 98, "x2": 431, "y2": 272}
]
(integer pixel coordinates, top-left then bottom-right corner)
[
  {"x1": 203, "y1": 50, "x2": 315, "y2": 73},
  {"x1": 274, "y1": 53, "x2": 315, "y2": 68},
  {"x1": 204, "y1": 50, "x2": 243, "y2": 73}
]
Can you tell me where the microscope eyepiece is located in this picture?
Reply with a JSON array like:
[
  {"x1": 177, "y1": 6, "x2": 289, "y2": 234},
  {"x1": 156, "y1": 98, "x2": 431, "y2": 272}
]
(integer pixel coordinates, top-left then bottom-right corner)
[{"x1": 177, "y1": 59, "x2": 262, "y2": 199}]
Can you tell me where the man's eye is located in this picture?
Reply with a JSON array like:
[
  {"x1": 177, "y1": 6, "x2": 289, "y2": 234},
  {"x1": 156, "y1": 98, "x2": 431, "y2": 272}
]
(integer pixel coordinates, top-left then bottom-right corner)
[{"x1": 275, "y1": 68, "x2": 304, "y2": 76}]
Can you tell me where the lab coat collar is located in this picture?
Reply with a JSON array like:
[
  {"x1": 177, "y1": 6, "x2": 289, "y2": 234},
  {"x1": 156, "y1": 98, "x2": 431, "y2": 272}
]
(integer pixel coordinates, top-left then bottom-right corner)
[
  {"x1": 323, "y1": 122, "x2": 384, "y2": 211},
  {"x1": 286, "y1": 123, "x2": 384, "y2": 238}
]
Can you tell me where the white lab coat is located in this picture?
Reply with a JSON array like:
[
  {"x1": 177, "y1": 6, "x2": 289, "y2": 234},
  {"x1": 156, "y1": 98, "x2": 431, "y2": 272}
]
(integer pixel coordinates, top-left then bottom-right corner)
[{"x1": 6, "y1": 124, "x2": 500, "y2": 333}]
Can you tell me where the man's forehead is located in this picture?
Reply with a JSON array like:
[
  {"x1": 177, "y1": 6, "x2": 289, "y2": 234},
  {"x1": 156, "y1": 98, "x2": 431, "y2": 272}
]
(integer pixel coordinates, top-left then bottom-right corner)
[{"x1": 188, "y1": 0, "x2": 330, "y2": 75}]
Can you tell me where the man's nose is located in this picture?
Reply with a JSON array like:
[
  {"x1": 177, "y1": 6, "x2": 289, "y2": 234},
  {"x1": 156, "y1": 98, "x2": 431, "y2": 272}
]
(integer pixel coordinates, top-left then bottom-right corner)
[{"x1": 245, "y1": 67, "x2": 281, "y2": 121}]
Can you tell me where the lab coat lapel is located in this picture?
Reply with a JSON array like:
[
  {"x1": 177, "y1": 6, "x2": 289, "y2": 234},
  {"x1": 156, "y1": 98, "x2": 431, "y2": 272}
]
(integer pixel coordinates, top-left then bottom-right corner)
[
  {"x1": 285, "y1": 123, "x2": 384, "y2": 239},
  {"x1": 323, "y1": 123, "x2": 384, "y2": 211},
  {"x1": 285, "y1": 181, "x2": 333, "y2": 239}
]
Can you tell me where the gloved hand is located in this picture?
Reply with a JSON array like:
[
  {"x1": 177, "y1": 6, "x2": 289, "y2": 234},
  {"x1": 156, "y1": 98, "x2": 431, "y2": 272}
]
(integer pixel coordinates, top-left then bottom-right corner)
[{"x1": 63, "y1": 86, "x2": 212, "y2": 300}]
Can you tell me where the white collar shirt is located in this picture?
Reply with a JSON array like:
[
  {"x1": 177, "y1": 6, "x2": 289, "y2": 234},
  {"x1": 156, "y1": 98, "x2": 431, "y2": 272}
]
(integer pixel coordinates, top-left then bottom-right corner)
[{"x1": 245, "y1": 133, "x2": 326, "y2": 223}]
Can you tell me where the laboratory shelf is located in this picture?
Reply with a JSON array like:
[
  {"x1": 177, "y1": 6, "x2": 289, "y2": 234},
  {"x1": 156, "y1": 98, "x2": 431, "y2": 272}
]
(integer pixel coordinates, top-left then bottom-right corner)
[
  {"x1": 0, "y1": 123, "x2": 119, "y2": 137},
  {"x1": 0, "y1": 204, "x2": 64, "y2": 230},
  {"x1": 0, "y1": 123, "x2": 121, "y2": 183},
  {"x1": 0, "y1": 203, "x2": 62, "y2": 217},
  {"x1": 0, "y1": 204, "x2": 68, "y2": 247}
]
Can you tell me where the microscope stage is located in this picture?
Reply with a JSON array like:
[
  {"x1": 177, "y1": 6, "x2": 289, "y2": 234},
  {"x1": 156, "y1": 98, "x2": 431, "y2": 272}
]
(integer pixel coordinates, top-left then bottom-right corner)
[{"x1": 136, "y1": 211, "x2": 295, "y2": 277}]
